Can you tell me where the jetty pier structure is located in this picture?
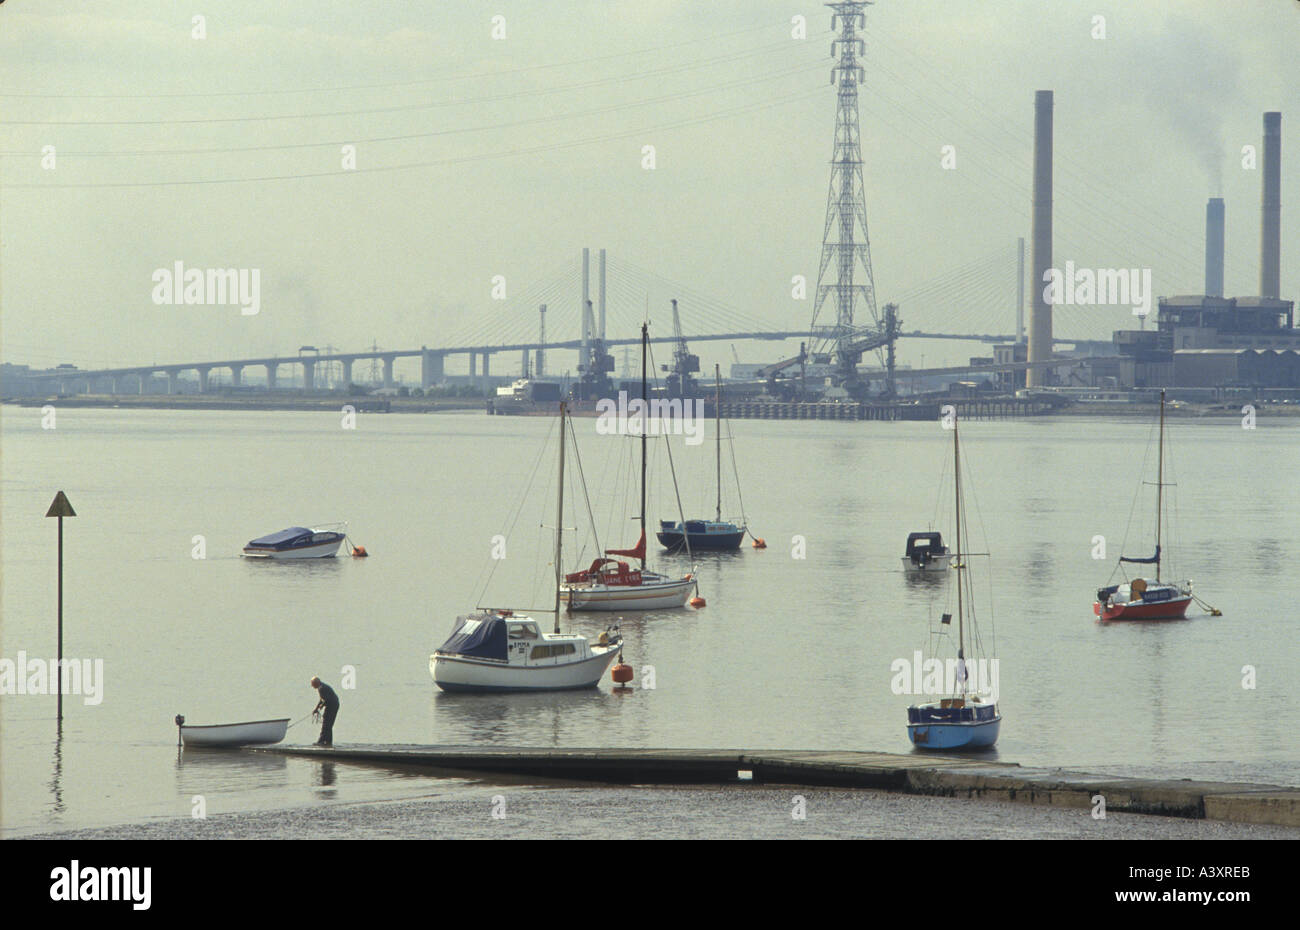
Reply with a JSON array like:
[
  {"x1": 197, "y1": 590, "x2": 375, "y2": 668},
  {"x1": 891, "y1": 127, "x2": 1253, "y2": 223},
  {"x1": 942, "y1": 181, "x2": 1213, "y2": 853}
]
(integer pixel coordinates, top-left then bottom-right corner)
[{"x1": 255, "y1": 744, "x2": 1300, "y2": 829}]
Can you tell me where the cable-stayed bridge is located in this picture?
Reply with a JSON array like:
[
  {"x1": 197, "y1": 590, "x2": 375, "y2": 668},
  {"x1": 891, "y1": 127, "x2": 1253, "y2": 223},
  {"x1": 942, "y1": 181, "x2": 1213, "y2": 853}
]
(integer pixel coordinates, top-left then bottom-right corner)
[{"x1": 18, "y1": 247, "x2": 1113, "y2": 395}]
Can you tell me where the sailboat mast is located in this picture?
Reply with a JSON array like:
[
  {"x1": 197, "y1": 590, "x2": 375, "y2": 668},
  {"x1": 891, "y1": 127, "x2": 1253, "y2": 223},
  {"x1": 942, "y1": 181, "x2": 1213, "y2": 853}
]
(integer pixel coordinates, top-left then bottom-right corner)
[
  {"x1": 639, "y1": 323, "x2": 648, "y2": 571},
  {"x1": 553, "y1": 401, "x2": 567, "y2": 632},
  {"x1": 1155, "y1": 389, "x2": 1165, "y2": 583},
  {"x1": 715, "y1": 364, "x2": 722, "y2": 523},
  {"x1": 953, "y1": 412, "x2": 966, "y2": 679}
]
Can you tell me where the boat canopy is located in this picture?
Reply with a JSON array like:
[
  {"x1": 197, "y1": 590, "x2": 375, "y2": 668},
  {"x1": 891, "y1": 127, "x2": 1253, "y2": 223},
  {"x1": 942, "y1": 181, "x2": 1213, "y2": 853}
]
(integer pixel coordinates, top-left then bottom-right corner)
[
  {"x1": 248, "y1": 526, "x2": 315, "y2": 546},
  {"x1": 904, "y1": 531, "x2": 945, "y2": 558},
  {"x1": 437, "y1": 614, "x2": 509, "y2": 661}
]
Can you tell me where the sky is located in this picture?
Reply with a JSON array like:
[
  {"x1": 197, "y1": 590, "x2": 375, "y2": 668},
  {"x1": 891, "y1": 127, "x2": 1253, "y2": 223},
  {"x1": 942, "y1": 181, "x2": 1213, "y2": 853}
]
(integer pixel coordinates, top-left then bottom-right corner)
[{"x1": 2, "y1": 0, "x2": 1297, "y2": 379}]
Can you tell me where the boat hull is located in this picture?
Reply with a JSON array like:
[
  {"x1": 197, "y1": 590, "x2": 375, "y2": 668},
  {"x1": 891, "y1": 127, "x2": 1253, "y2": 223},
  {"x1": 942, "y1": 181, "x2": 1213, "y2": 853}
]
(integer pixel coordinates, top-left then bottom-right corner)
[
  {"x1": 562, "y1": 577, "x2": 696, "y2": 611},
  {"x1": 901, "y1": 554, "x2": 954, "y2": 574},
  {"x1": 907, "y1": 717, "x2": 1000, "y2": 750},
  {"x1": 657, "y1": 526, "x2": 745, "y2": 552},
  {"x1": 1094, "y1": 594, "x2": 1192, "y2": 621},
  {"x1": 242, "y1": 537, "x2": 343, "y2": 559},
  {"x1": 430, "y1": 646, "x2": 622, "y2": 692},
  {"x1": 181, "y1": 718, "x2": 290, "y2": 747}
]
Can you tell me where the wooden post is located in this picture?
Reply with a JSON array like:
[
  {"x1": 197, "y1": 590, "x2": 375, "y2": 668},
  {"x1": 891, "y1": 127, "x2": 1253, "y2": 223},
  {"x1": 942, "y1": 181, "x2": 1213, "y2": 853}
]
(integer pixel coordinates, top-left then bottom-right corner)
[{"x1": 45, "y1": 491, "x2": 77, "y2": 723}]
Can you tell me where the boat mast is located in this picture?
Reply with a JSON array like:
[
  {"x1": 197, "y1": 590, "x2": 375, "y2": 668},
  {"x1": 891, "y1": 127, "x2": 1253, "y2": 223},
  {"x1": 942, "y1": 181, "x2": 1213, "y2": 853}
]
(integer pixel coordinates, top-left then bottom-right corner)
[
  {"x1": 553, "y1": 401, "x2": 567, "y2": 632},
  {"x1": 1155, "y1": 389, "x2": 1164, "y2": 583},
  {"x1": 715, "y1": 364, "x2": 722, "y2": 523},
  {"x1": 953, "y1": 411, "x2": 966, "y2": 690},
  {"x1": 639, "y1": 323, "x2": 648, "y2": 571}
]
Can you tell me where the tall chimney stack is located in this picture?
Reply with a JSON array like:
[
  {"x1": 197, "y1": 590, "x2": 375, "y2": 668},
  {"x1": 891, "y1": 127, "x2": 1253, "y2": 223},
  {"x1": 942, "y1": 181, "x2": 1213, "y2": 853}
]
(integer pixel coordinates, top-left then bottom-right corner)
[
  {"x1": 599, "y1": 248, "x2": 607, "y2": 342},
  {"x1": 1026, "y1": 90, "x2": 1053, "y2": 387},
  {"x1": 1205, "y1": 198, "x2": 1225, "y2": 298},
  {"x1": 1260, "y1": 112, "x2": 1281, "y2": 299},
  {"x1": 581, "y1": 248, "x2": 590, "y2": 364}
]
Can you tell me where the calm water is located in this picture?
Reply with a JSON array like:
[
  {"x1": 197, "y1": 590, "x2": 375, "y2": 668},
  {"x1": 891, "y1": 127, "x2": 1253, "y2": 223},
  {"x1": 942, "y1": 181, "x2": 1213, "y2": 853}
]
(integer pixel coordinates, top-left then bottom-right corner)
[{"x1": 3, "y1": 405, "x2": 1298, "y2": 836}]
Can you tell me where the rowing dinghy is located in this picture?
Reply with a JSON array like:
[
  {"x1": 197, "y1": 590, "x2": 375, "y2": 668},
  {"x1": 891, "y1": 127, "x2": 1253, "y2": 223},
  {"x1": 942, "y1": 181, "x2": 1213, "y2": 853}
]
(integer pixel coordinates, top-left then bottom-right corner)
[{"x1": 174, "y1": 714, "x2": 290, "y2": 747}]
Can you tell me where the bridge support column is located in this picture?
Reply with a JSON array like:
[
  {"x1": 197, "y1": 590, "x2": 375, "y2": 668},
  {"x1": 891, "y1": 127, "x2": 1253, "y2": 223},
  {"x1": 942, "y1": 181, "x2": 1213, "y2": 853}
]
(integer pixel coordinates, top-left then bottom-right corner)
[
  {"x1": 197, "y1": 366, "x2": 211, "y2": 393},
  {"x1": 482, "y1": 352, "x2": 491, "y2": 389},
  {"x1": 266, "y1": 363, "x2": 278, "y2": 390},
  {"x1": 341, "y1": 359, "x2": 353, "y2": 387},
  {"x1": 521, "y1": 348, "x2": 529, "y2": 376},
  {"x1": 469, "y1": 352, "x2": 477, "y2": 388},
  {"x1": 166, "y1": 371, "x2": 179, "y2": 395},
  {"x1": 302, "y1": 360, "x2": 315, "y2": 392},
  {"x1": 138, "y1": 373, "x2": 146, "y2": 394},
  {"x1": 230, "y1": 364, "x2": 243, "y2": 387},
  {"x1": 382, "y1": 355, "x2": 396, "y2": 389},
  {"x1": 421, "y1": 348, "x2": 444, "y2": 388}
]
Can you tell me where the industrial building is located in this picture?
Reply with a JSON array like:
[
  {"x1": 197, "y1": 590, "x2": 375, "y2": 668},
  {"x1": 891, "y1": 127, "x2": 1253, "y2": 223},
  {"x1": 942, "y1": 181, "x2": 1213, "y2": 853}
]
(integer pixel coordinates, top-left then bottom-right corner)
[{"x1": 1098, "y1": 112, "x2": 1294, "y2": 390}]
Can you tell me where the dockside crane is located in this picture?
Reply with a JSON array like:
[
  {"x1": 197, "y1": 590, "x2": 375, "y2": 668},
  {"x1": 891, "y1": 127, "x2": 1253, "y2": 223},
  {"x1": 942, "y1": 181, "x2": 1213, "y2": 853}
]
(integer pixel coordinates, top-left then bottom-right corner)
[{"x1": 661, "y1": 298, "x2": 700, "y2": 397}]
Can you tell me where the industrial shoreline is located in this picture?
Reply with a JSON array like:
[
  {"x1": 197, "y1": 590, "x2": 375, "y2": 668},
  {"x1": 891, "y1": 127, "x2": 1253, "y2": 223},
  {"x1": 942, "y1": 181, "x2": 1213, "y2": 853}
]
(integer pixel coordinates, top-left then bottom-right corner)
[{"x1": 6, "y1": 394, "x2": 1300, "y2": 418}]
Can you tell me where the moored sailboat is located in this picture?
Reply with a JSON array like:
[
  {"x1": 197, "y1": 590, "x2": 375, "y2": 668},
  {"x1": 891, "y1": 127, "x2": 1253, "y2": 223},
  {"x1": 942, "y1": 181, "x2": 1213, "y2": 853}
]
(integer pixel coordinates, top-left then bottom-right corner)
[
  {"x1": 1094, "y1": 390, "x2": 1195, "y2": 622},
  {"x1": 907, "y1": 411, "x2": 1000, "y2": 750},
  {"x1": 430, "y1": 403, "x2": 622, "y2": 691},
  {"x1": 562, "y1": 323, "x2": 698, "y2": 611},
  {"x1": 657, "y1": 365, "x2": 748, "y2": 552}
]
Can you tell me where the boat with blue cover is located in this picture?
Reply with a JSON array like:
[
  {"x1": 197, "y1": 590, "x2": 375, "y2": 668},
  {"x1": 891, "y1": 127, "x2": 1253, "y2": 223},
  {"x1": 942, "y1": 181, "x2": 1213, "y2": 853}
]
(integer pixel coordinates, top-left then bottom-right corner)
[
  {"x1": 242, "y1": 524, "x2": 346, "y2": 559},
  {"x1": 906, "y1": 410, "x2": 1000, "y2": 751},
  {"x1": 657, "y1": 365, "x2": 748, "y2": 552}
]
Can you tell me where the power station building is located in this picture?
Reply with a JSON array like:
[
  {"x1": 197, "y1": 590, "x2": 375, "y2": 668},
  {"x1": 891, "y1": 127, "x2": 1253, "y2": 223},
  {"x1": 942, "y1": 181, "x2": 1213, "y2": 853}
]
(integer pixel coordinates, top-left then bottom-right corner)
[{"x1": 1097, "y1": 112, "x2": 1294, "y2": 390}]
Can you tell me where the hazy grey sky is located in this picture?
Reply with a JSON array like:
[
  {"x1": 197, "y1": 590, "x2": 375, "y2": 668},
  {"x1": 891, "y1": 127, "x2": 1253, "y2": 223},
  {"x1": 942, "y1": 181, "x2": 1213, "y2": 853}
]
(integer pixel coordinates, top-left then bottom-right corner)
[{"x1": 2, "y1": 0, "x2": 1297, "y2": 377}]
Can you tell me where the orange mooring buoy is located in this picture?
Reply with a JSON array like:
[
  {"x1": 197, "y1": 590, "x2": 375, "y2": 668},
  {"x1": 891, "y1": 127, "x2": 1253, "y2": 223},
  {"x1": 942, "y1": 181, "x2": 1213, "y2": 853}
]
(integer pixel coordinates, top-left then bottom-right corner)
[
  {"x1": 751, "y1": 537, "x2": 767, "y2": 549},
  {"x1": 612, "y1": 662, "x2": 633, "y2": 685},
  {"x1": 689, "y1": 595, "x2": 706, "y2": 608},
  {"x1": 350, "y1": 545, "x2": 368, "y2": 558}
]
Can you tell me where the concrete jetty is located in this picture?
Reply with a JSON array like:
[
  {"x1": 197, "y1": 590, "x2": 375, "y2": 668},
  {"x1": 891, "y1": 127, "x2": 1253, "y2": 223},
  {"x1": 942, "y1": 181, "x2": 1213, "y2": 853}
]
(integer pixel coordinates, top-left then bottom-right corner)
[{"x1": 255, "y1": 745, "x2": 1300, "y2": 828}]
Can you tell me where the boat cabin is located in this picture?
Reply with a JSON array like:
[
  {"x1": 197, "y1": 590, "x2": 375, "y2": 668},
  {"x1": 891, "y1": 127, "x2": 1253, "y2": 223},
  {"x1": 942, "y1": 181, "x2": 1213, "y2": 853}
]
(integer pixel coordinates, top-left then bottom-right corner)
[
  {"x1": 564, "y1": 558, "x2": 643, "y2": 587},
  {"x1": 435, "y1": 611, "x2": 597, "y2": 667},
  {"x1": 903, "y1": 531, "x2": 949, "y2": 564}
]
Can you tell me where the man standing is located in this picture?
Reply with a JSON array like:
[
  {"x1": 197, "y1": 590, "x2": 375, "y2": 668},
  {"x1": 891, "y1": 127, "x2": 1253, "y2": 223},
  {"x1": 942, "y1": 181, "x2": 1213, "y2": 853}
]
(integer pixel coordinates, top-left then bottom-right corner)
[{"x1": 310, "y1": 676, "x2": 339, "y2": 747}]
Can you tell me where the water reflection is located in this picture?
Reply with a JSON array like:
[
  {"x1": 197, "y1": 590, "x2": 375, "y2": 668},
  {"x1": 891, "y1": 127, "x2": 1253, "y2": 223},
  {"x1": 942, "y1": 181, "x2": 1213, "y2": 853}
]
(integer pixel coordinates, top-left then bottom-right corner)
[
  {"x1": 174, "y1": 747, "x2": 289, "y2": 793},
  {"x1": 49, "y1": 726, "x2": 65, "y2": 816},
  {"x1": 431, "y1": 688, "x2": 611, "y2": 744}
]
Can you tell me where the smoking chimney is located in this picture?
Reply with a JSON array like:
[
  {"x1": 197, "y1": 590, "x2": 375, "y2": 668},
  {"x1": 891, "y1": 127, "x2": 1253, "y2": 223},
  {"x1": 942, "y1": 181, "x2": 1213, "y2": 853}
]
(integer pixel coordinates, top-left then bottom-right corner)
[
  {"x1": 1026, "y1": 90, "x2": 1053, "y2": 387},
  {"x1": 1205, "y1": 198, "x2": 1225, "y2": 298},
  {"x1": 1260, "y1": 112, "x2": 1281, "y2": 299}
]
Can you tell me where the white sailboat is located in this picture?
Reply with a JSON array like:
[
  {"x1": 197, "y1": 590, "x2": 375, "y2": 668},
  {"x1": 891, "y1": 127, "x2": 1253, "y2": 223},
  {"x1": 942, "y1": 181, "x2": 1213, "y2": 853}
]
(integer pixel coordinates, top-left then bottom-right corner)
[
  {"x1": 561, "y1": 322, "x2": 698, "y2": 611},
  {"x1": 430, "y1": 403, "x2": 623, "y2": 692}
]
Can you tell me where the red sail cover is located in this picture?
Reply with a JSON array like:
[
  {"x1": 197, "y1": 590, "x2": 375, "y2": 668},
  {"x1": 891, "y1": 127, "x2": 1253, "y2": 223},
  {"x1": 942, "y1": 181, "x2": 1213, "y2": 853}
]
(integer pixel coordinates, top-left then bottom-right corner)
[{"x1": 605, "y1": 530, "x2": 646, "y2": 561}]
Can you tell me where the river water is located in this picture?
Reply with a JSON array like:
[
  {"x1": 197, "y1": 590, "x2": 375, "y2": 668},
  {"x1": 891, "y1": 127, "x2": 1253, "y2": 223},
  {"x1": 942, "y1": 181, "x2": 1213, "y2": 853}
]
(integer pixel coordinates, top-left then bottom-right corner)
[{"x1": 3, "y1": 405, "x2": 1297, "y2": 836}]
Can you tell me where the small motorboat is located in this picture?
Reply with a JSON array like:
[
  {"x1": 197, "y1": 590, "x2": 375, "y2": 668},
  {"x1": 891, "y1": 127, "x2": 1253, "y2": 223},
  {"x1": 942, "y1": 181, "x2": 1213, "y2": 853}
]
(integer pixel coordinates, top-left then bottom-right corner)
[
  {"x1": 242, "y1": 524, "x2": 345, "y2": 559},
  {"x1": 902, "y1": 531, "x2": 954, "y2": 574},
  {"x1": 175, "y1": 715, "x2": 290, "y2": 747}
]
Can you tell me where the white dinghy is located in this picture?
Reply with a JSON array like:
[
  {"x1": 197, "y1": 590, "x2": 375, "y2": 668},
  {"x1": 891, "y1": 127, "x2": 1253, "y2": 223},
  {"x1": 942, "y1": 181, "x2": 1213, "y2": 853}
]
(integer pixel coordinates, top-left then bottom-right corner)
[{"x1": 174, "y1": 714, "x2": 290, "y2": 747}]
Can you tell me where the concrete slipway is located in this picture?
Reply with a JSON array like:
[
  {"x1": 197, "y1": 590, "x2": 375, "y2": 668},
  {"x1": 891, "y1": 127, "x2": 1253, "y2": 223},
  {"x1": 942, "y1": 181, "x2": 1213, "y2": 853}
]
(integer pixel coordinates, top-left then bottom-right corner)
[{"x1": 254, "y1": 745, "x2": 1300, "y2": 828}]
